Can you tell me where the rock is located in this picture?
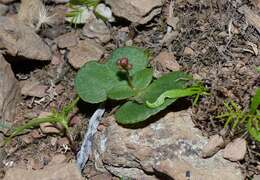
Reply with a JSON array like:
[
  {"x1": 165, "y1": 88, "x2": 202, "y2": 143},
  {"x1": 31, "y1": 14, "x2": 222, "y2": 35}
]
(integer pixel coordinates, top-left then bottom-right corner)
[
  {"x1": 0, "y1": 54, "x2": 20, "y2": 124},
  {"x1": 30, "y1": 130, "x2": 43, "y2": 139},
  {"x1": 49, "y1": 154, "x2": 67, "y2": 165},
  {"x1": 93, "y1": 110, "x2": 243, "y2": 179},
  {"x1": 56, "y1": 137, "x2": 70, "y2": 146},
  {"x1": 238, "y1": 5, "x2": 260, "y2": 34},
  {"x1": 105, "y1": 0, "x2": 163, "y2": 24},
  {"x1": 202, "y1": 134, "x2": 225, "y2": 158},
  {"x1": 40, "y1": 122, "x2": 60, "y2": 134},
  {"x1": 0, "y1": 4, "x2": 8, "y2": 16},
  {"x1": 38, "y1": 112, "x2": 60, "y2": 134},
  {"x1": 21, "y1": 79, "x2": 48, "y2": 98},
  {"x1": 183, "y1": 47, "x2": 195, "y2": 56},
  {"x1": 0, "y1": 17, "x2": 51, "y2": 61},
  {"x1": 55, "y1": 32, "x2": 79, "y2": 48},
  {"x1": 0, "y1": 0, "x2": 15, "y2": 4},
  {"x1": 154, "y1": 158, "x2": 242, "y2": 180},
  {"x1": 69, "y1": 115, "x2": 81, "y2": 127},
  {"x1": 152, "y1": 51, "x2": 180, "y2": 78},
  {"x1": 21, "y1": 134, "x2": 34, "y2": 144},
  {"x1": 68, "y1": 39, "x2": 104, "y2": 69},
  {"x1": 82, "y1": 16, "x2": 111, "y2": 43},
  {"x1": 160, "y1": 30, "x2": 179, "y2": 46},
  {"x1": 223, "y1": 138, "x2": 247, "y2": 161},
  {"x1": 0, "y1": 140, "x2": 7, "y2": 162},
  {"x1": 18, "y1": 0, "x2": 45, "y2": 29},
  {"x1": 154, "y1": 51, "x2": 180, "y2": 71},
  {"x1": 166, "y1": 1, "x2": 179, "y2": 29},
  {"x1": 254, "y1": 175, "x2": 260, "y2": 180},
  {"x1": 28, "y1": 158, "x2": 44, "y2": 170},
  {"x1": 90, "y1": 173, "x2": 113, "y2": 180},
  {"x1": 255, "y1": 0, "x2": 260, "y2": 9},
  {"x1": 50, "y1": 5, "x2": 67, "y2": 25},
  {"x1": 3, "y1": 163, "x2": 83, "y2": 180}
]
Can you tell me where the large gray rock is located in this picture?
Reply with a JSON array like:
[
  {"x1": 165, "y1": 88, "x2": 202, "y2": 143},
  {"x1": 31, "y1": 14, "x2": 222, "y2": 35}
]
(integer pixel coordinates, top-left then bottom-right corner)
[
  {"x1": 0, "y1": 54, "x2": 20, "y2": 124},
  {"x1": 0, "y1": 17, "x2": 51, "y2": 61},
  {"x1": 93, "y1": 110, "x2": 243, "y2": 180},
  {"x1": 105, "y1": 0, "x2": 163, "y2": 24}
]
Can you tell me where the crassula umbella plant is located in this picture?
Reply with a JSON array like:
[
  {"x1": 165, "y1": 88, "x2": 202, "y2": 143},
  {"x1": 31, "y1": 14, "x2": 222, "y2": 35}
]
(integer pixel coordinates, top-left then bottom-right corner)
[{"x1": 75, "y1": 47, "x2": 206, "y2": 125}]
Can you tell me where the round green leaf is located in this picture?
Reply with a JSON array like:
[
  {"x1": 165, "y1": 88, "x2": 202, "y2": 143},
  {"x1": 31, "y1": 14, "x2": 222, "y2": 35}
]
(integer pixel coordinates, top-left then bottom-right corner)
[
  {"x1": 141, "y1": 71, "x2": 192, "y2": 102},
  {"x1": 75, "y1": 62, "x2": 118, "y2": 103},
  {"x1": 108, "y1": 82, "x2": 135, "y2": 100},
  {"x1": 106, "y1": 47, "x2": 149, "y2": 76},
  {"x1": 132, "y1": 68, "x2": 153, "y2": 90},
  {"x1": 115, "y1": 99, "x2": 175, "y2": 125},
  {"x1": 115, "y1": 71, "x2": 193, "y2": 124}
]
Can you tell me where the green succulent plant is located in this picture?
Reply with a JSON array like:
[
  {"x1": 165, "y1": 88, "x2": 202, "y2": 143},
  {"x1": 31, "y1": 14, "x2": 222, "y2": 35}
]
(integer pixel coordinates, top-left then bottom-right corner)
[
  {"x1": 66, "y1": 0, "x2": 102, "y2": 25},
  {"x1": 217, "y1": 88, "x2": 260, "y2": 142},
  {"x1": 75, "y1": 47, "x2": 206, "y2": 125},
  {"x1": 5, "y1": 97, "x2": 79, "y2": 143}
]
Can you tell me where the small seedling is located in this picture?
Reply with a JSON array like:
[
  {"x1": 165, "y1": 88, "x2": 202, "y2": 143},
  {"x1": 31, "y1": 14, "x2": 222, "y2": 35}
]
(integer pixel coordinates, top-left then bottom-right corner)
[
  {"x1": 216, "y1": 88, "x2": 260, "y2": 142},
  {"x1": 256, "y1": 66, "x2": 260, "y2": 73},
  {"x1": 66, "y1": 0, "x2": 101, "y2": 25},
  {"x1": 75, "y1": 47, "x2": 207, "y2": 125},
  {"x1": 5, "y1": 97, "x2": 79, "y2": 143}
]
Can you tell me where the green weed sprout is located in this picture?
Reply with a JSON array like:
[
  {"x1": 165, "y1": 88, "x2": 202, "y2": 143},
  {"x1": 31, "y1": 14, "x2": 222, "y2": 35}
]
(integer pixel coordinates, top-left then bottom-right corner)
[
  {"x1": 66, "y1": 0, "x2": 101, "y2": 25},
  {"x1": 256, "y1": 66, "x2": 260, "y2": 73},
  {"x1": 5, "y1": 97, "x2": 79, "y2": 143},
  {"x1": 216, "y1": 88, "x2": 260, "y2": 142},
  {"x1": 69, "y1": 0, "x2": 100, "y2": 7}
]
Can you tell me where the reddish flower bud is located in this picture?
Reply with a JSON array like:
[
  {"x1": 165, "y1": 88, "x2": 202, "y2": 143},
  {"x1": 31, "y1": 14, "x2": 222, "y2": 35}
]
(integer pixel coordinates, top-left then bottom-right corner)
[{"x1": 117, "y1": 57, "x2": 132, "y2": 71}]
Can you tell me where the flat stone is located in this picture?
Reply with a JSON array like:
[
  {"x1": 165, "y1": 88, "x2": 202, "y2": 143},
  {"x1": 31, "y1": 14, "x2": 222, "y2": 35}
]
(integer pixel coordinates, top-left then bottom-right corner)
[
  {"x1": 0, "y1": 3, "x2": 8, "y2": 16},
  {"x1": 82, "y1": 17, "x2": 111, "y2": 43},
  {"x1": 93, "y1": 110, "x2": 243, "y2": 179},
  {"x1": 90, "y1": 173, "x2": 113, "y2": 180},
  {"x1": 154, "y1": 158, "x2": 242, "y2": 180},
  {"x1": 0, "y1": 0, "x2": 15, "y2": 4},
  {"x1": 0, "y1": 16, "x2": 51, "y2": 61},
  {"x1": 18, "y1": 0, "x2": 45, "y2": 28},
  {"x1": 223, "y1": 138, "x2": 247, "y2": 161},
  {"x1": 68, "y1": 39, "x2": 104, "y2": 69},
  {"x1": 202, "y1": 134, "x2": 225, "y2": 158},
  {"x1": 3, "y1": 163, "x2": 83, "y2": 180},
  {"x1": 49, "y1": 154, "x2": 67, "y2": 165},
  {"x1": 254, "y1": 175, "x2": 260, "y2": 180},
  {"x1": 38, "y1": 112, "x2": 60, "y2": 134},
  {"x1": 0, "y1": 54, "x2": 20, "y2": 124},
  {"x1": 152, "y1": 51, "x2": 181, "y2": 77},
  {"x1": 40, "y1": 122, "x2": 60, "y2": 134},
  {"x1": 105, "y1": 0, "x2": 163, "y2": 24},
  {"x1": 183, "y1": 47, "x2": 195, "y2": 56},
  {"x1": 55, "y1": 32, "x2": 78, "y2": 48},
  {"x1": 21, "y1": 79, "x2": 48, "y2": 98}
]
